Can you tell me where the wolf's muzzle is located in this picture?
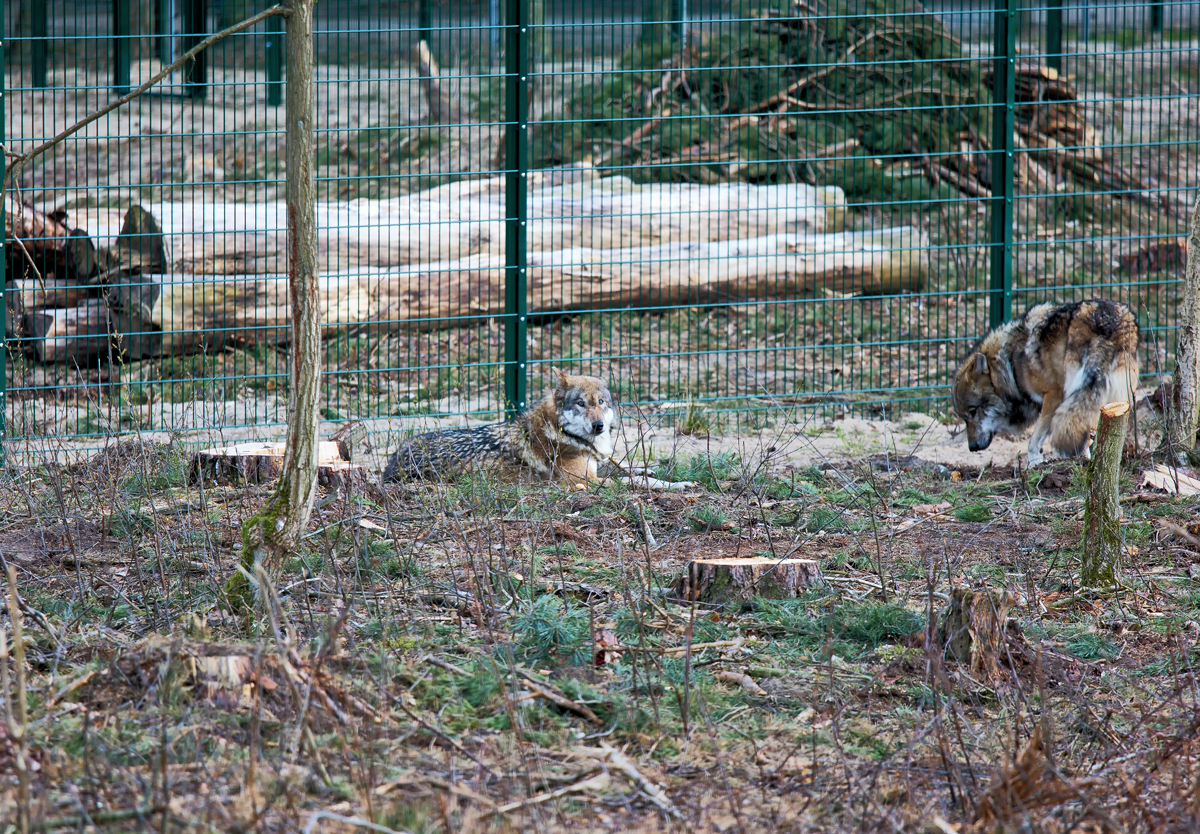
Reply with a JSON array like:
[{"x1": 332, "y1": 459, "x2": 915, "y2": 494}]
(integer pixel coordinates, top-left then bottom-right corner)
[{"x1": 591, "y1": 421, "x2": 606, "y2": 435}]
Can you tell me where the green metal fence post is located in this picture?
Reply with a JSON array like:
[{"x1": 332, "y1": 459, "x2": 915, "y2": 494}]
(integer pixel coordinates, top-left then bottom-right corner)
[
  {"x1": 183, "y1": 0, "x2": 207, "y2": 99},
  {"x1": 989, "y1": 0, "x2": 1016, "y2": 328},
  {"x1": 32, "y1": 0, "x2": 47, "y2": 88},
  {"x1": 267, "y1": 12, "x2": 283, "y2": 107},
  {"x1": 1046, "y1": 0, "x2": 1062, "y2": 72},
  {"x1": 504, "y1": 0, "x2": 529, "y2": 415},
  {"x1": 1150, "y1": 2, "x2": 1163, "y2": 31},
  {"x1": 1, "y1": 0, "x2": 7, "y2": 454},
  {"x1": 114, "y1": 0, "x2": 131, "y2": 96}
]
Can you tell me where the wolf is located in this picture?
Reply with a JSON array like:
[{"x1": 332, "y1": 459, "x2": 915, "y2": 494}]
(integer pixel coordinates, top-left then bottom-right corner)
[
  {"x1": 383, "y1": 368, "x2": 618, "y2": 483},
  {"x1": 952, "y1": 299, "x2": 1140, "y2": 465}
]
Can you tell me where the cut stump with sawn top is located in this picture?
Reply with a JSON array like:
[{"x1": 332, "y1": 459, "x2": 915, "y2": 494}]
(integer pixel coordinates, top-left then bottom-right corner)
[
  {"x1": 190, "y1": 440, "x2": 367, "y2": 488},
  {"x1": 674, "y1": 557, "x2": 825, "y2": 605}
]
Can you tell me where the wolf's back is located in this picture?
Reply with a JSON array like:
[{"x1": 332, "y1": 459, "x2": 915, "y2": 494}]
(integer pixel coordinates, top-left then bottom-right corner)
[{"x1": 383, "y1": 424, "x2": 521, "y2": 481}]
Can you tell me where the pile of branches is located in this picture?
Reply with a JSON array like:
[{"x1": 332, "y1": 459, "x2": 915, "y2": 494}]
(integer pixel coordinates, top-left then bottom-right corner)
[{"x1": 539, "y1": 0, "x2": 1146, "y2": 211}]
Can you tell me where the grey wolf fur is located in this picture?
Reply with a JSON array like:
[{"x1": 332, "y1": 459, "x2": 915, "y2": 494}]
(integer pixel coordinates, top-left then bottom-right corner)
[
  {"x1": 952, "y1": 299, "x2": 1140, "y2": 465},
  {"x1": 383, "y1": 369, "x2": 618, "y2": 483}
]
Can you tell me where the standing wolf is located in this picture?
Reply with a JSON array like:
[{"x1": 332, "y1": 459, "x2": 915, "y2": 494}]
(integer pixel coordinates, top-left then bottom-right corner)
[
  {"x1": 952, "y1": 299, "x2": 1140, "y2": 465},
  {"x1": 383, "y1": 368, "x2": 618, "y2": 483}
]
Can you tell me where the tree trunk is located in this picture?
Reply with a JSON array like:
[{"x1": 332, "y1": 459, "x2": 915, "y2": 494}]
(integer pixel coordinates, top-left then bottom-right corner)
[
  {"x1": 412, "y1": 40, "x2": 464, "y2": 126},
  {"x1": 674, "y1": 557, "x2": 824, "y2": 605},
  {"x1": 640, "y1": 0, "x2": 672, "y2": 46},
  {"x1": 225, "y1": 0, "x2": 321, "y2": 614},
  {"x1": 938, "y1": 586, "x2": 1016, "y2": 681},
  {"x1": 1081, "y1": 400, "x2": 1131, "y2": 589},
  {"x1": 1167, "y1": 192, "x2": 1200, "y2": 456}
]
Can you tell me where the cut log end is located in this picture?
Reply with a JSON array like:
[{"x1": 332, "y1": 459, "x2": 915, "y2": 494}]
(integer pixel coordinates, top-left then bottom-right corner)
[
  {"x1": 1100, "y1": 400, "x2": 1131, "y2": 419},
  {"x1": 674, "y1": 557, "x2": 824, "y2": 605},
  {"x1": 190, "y1": 440, "x2": 353, "y2": 486}
]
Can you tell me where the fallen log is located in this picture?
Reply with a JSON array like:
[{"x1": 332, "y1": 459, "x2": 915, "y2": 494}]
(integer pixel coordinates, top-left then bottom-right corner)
[
  {"x1": 25, "y1": 299, "x2": 112, "y2": 364},
  {"x1": 673, "y1": 557, "x2": 825, "y2": 605},
  {"x1": 64, "y1": 179, "x2": 847, "y2": 274},
  {"x1": 26, "y1": 225, "x2": 928, "y2": 361},
  {"x1": 4, "y1": 197, "x2": 97, "y2": 284}
]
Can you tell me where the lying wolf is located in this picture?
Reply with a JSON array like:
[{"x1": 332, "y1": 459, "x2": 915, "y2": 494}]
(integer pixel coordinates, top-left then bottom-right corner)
[
  {"x1": 952, "y1": 299, "x2": 1140, "y2": 465},
  {"x1": 383, "y1": 368, "x2": 618, "y2": 484}
]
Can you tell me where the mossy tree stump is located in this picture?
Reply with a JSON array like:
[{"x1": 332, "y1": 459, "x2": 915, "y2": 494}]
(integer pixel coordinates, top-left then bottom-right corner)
[
  {"x1": 939, "y1": 586, "x2": 1016, "y2": 680},
  {"x1": 1081, "y1": 401, "x2": 1131, "y2": 589},
  {"x1": 674, "y1": 557, "x2": 824, "y2": 605}
]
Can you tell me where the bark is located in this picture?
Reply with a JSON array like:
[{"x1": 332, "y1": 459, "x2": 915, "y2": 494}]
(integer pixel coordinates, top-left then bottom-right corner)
[
  {"x1": 1167, "y1": 192, "x2": 1200, "y2": 455},
  {"x1": 1081, "y1": 400, "x2": 1131, "y2": 589},
  {"x1": 225, "y1": 0, "x2": 320, "y2": 614},
  {"x1": 938, "y1": 586, "x2": 1016, "y2": 681},
  {"x1": 60, "y1": 179, "x2": 844, "y2": 274},
  {"x1": 673, "y1": 558, "x2": 825, "y2": 605},
  {"x1": 24, "y1": 224, "x2": 925, "y2": 362},
  {"x1": 191, "y1": 441, "x2": 361, "y2": 487},
  {"x1": 412, "y1": 40, "x2": 464, "y2": 126}
]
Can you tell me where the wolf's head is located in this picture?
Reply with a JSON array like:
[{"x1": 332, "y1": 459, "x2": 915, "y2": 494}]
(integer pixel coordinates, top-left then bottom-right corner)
[
  {"x1": 552, "y1": 368, "x2": 619, "y2": 456},
  {"x1": 951, "y1": 339, "x2": 1035, "y2": 452},
  {"x1": 953, "y1": 351, "x2": 1005, "y2": 451}
]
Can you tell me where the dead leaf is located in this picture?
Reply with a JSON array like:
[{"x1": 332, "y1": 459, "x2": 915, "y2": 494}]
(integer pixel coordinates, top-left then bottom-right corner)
[{"x1": 1141, "y1": 464, "x2": 1200, "y2": 496}]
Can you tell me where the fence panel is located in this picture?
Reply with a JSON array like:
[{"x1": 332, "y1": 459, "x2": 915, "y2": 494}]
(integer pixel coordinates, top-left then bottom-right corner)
[{"x1": 2, "y1": 0, "x2": 1197, "y2": 456}]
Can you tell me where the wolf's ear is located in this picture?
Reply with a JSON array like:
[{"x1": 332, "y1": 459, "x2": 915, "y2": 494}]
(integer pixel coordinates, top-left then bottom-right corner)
[
  {"x1": 551, "y1": 366, "x2": 570, "y2": 388},
  {"x1": 973, "y1": 353, "x2": 989, "y2": 376}
]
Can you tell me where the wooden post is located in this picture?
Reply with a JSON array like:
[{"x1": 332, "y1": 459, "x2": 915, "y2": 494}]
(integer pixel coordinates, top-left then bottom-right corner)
[
  {"x1": 224, "y1": 0, "x2": 320, "y2": 614},
  {"x1": 1081, "y1": 401, "x2": 1131, "y2": 589},
  {"x1": 1167, "y1": 192, "x2": 1200, "y2": 457}
]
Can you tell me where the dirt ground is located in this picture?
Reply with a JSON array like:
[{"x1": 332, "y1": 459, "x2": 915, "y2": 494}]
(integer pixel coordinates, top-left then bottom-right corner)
[{"x1": 1, "y1": 421, "x2": 1199, "y2": 832}]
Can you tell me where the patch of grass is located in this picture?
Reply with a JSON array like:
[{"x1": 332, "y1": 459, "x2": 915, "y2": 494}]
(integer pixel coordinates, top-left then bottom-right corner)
[
  {"x1": 752, "y1": 600, "x2": 924, "y2": 657},
  {"x1": 688, "y1": 505, "x2": 731, "y2": 532},
  {"x1": 659, "y1": 451, "x2": 741, "y2": 491},
  {"x1": 1064, "y1": 631, "x2": 1118, "y2": 661},
  {"x1": 954, "y1": 503, "x2": 992, "y2": 523},
  {"x1": 511, "y1": 595, "x2": 591, "y2": 667},
  {"x1": 803, "y1": 505, "x2": 849, "y2": 532}
]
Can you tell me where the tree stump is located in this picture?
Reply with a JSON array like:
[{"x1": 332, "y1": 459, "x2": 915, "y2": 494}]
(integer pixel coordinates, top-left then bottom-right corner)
[
  {"x1": 190, "y1": 440, "x2": 359, "y2": 486},
  {"x1": 938, "y1": 586, "x2": 1016, "y2": 680},
  {"x1": 673, "y1": 557, "x2": 824, "y2": 605},
  {"x1": 1081, "y1": 401, "x2": 1131, "y2": 589}
]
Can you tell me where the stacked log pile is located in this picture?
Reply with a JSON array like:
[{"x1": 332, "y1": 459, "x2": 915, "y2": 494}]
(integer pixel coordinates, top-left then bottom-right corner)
[{"x1": 7, "y1": 177, "x2": 930, "y2": 364}]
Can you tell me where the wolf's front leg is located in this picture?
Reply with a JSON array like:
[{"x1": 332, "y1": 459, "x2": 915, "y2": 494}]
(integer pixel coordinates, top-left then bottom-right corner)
[{"x1": 1026, "y1": 397, "x2": 1060, "y2": 467}]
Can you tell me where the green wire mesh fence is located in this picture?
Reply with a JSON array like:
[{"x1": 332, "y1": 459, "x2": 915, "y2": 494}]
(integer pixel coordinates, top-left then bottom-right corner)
[{"x1": 1, "y1": 0, "x2": 1197, "y2": 453}]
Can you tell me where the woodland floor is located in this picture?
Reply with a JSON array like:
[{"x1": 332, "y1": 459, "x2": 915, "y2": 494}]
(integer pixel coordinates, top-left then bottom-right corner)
[{"x1": 1, "y1": 429, "x2": 1199, "y2": 833}]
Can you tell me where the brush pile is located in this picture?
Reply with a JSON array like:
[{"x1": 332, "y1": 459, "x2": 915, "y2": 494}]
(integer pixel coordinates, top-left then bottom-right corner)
[{"x1": 539, "y1": 0, "x2": 1146, "y2": 209}]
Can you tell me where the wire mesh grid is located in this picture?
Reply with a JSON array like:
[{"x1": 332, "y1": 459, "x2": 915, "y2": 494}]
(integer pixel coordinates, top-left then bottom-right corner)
[{"x1": 1, "y1": 0, "x2": 1197, "y2": 456}]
